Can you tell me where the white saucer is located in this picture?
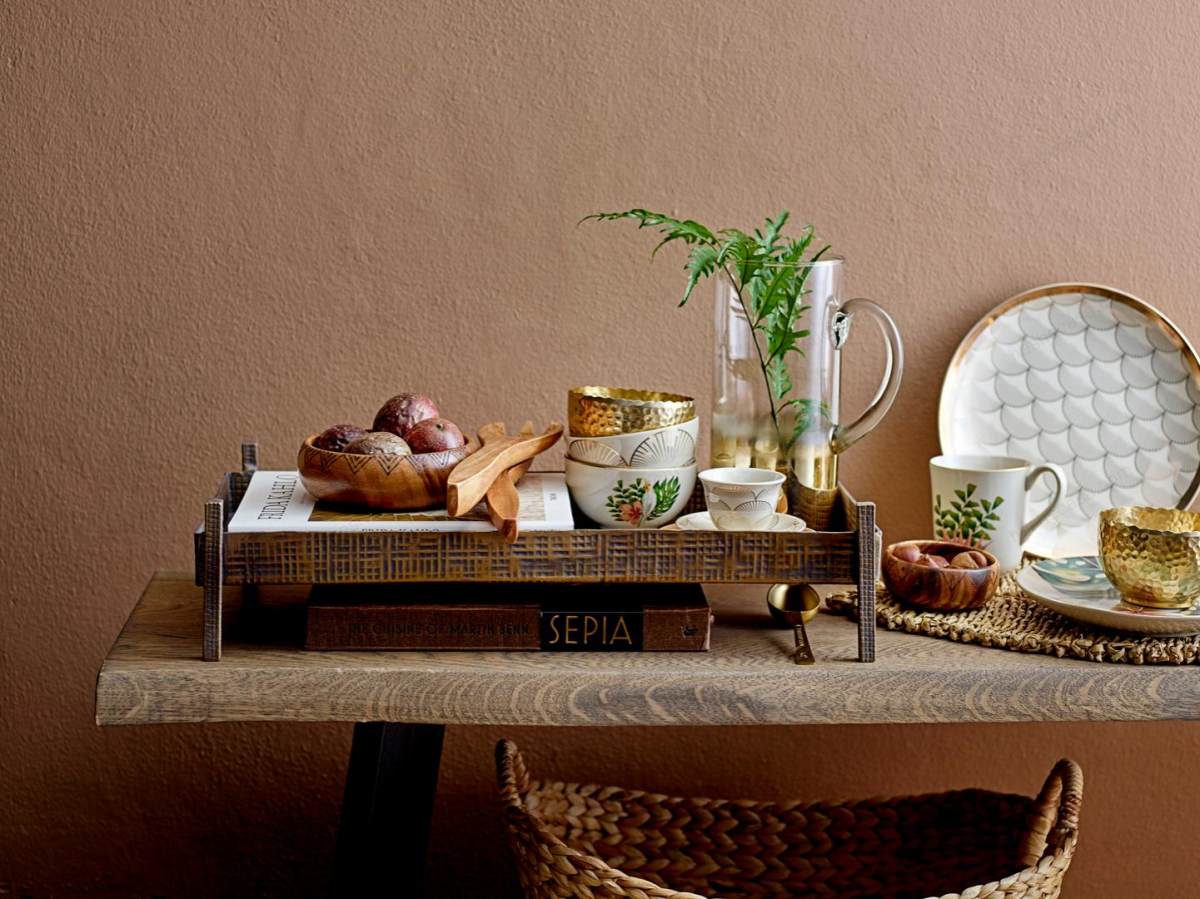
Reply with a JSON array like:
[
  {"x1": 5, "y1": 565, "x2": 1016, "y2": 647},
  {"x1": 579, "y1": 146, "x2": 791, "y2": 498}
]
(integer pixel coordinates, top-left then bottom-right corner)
[
  {"x1": 675, "y1": 512, "x2": 807, "y2": 533},
  {"x1": 1016, "y1": 565, "x2": 1200, "y2": 636}
]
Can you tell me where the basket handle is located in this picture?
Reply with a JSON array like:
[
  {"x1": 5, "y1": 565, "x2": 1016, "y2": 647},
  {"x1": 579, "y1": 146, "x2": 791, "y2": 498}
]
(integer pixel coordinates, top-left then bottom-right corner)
[
  {"x1": 493, "y1": 740, "x2": 699, "y2": 899},
  {"x1": 496, "y1": 739, "x2": 531, "y2": 803},
  {"x1": 1017, "y1": 758, "x2": 1083, "y2": 866}
]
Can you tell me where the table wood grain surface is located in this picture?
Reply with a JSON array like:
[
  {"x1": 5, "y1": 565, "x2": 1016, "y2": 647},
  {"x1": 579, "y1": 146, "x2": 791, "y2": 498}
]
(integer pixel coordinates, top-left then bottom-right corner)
[{"x1": 96, "y1": 572, "x2": 1200, "y2": 727}]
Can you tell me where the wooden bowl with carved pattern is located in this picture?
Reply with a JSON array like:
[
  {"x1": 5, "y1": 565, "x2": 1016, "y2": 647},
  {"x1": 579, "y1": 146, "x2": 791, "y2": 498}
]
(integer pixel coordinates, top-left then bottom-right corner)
[
  {"x1": 298, "y1": 435, "x2": 477, "y2": 511},
  {"x1": 882, "y1": 540, "x2": 1000, "y2": 611}
]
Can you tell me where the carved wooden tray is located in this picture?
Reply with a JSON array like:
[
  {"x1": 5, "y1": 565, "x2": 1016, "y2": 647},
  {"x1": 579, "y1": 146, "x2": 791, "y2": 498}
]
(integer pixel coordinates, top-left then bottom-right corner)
[{"x1": 195, "y1": 444, "x2": 879, "y2": 663}]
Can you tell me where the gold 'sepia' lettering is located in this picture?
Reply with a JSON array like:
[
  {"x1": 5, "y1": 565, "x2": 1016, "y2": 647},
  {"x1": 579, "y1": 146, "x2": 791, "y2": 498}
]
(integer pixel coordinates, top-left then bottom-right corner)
[{"x1": 610, "y1": 615, "x2": 632, "y2": 645}]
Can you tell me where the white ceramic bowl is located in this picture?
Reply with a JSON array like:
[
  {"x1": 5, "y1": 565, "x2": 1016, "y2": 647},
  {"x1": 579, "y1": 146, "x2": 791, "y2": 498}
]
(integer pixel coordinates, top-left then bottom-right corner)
[
  {"x1": 699, "y1": 467, "x2": 785, "y2": 530},
  {"x1": 565, "y1": 458, "x2": 697, "y2": 529},
  {"x1": 566, "y1": 417, "x2": 699, "y2": 469}
]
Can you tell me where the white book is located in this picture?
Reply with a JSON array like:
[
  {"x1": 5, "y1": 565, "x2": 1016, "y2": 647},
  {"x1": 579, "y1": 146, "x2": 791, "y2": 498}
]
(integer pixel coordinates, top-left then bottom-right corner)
[{"x1": 227, "y1": 470, "x2": 574, "y2": 533}]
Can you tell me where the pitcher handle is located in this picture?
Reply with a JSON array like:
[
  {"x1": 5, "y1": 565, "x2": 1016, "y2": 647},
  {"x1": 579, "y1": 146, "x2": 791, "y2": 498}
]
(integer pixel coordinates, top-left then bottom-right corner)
[{"x1": 831, "y1": 298, "x2": 904, "y2": 454}]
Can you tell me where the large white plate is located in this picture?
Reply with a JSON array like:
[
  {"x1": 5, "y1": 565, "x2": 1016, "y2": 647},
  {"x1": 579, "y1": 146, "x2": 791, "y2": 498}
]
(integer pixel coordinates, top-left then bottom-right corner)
[
  {"x1": 1016, "y1": 565, "x2": 1200, "y2": 636},
  {"x1": 939, "y1": 284, "x2": 1200, "y2": 557}
]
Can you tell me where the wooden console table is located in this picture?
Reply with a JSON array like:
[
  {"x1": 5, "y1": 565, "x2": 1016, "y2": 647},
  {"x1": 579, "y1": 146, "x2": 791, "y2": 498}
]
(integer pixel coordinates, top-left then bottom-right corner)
[{"x1": 97, "y1": 573, "x2": 1200, "y2": 895}]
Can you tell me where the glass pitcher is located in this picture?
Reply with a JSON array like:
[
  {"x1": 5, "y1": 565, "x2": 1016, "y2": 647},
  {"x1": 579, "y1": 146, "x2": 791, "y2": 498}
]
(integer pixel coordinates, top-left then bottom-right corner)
[{"x1": 711, "y1": 257, "x2": 903, "y2": 526}]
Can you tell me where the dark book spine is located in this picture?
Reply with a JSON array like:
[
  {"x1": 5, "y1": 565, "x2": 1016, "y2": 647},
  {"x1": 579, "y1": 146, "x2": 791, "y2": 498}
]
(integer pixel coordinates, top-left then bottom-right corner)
[{"x1": 305, "y1": 604, "x2": 711, "y2": 652}]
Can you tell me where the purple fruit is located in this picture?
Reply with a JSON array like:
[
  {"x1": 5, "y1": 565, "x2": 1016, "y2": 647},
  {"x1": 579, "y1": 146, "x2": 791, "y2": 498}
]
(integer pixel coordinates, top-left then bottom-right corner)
[
  {"x1": 313, "y1": 423, "x2": 368, "y2": 452},
  {"x1": 373, "y1": 393, "x2": 439, "y2": 437},
  {"x1": 405, "y1": 418, "x2": 466, "y2": 453},
  {"x1": 344, "y1": 432, "x2": 412, "y2": 456}
]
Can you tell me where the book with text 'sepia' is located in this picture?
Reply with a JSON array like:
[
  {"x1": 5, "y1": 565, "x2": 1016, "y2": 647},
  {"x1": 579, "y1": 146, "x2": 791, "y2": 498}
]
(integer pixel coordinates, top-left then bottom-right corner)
[
  {"x1": 304, "y1": 583, "x2": 712, "y2": 652},
  {"x1": 226, "y1": 470, "x2": 574, "y2": 533}
]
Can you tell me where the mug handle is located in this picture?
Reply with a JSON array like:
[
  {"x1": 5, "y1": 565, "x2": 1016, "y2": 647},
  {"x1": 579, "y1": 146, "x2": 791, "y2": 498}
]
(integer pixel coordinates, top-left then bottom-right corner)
[
  {"x1": 831, "y1": 298, "x2": 905, "y2": 454},
  {"x1": 1021, "y1": 463, "x2": 1066, "y2": 544}
]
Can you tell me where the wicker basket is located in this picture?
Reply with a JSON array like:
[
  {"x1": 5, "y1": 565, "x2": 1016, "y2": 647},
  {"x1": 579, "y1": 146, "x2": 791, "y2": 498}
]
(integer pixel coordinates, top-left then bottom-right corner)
[{"x1": 496, "y1": 741, "x2": 1082, "y2": 899}]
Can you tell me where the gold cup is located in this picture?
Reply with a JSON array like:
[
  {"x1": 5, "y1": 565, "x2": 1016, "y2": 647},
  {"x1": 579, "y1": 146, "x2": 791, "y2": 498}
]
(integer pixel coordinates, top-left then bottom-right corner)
[
  {"x1": 1099, "y1": 506, "x2": 1200, "y2": 609},
  {"x1": 568, "y1": 386, "x2": 695, "y2": 437}
]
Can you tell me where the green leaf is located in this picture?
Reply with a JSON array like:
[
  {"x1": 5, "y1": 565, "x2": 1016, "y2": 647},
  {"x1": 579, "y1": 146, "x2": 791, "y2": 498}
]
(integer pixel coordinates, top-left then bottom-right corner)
[
  {"x1": 682, "y1": 244, "x2": 719, "y2": 307},
  {"x1": 647, "y1": 476, "x2": 682, "y2": 522},
  {"x1": 954, "y1": 489, "x2": 966, "y2": 501},
  {"x1": 585, "y1": 206, "x2": 830, "y2": 454},
  {"x1": 581, "y1": 209, "x2": 716, "y2": 247}
]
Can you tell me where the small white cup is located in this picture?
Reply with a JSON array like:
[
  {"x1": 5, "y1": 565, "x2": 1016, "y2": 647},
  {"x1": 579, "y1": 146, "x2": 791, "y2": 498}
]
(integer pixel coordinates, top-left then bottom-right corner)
[{"x1": 699, "y1": 467, "x2": 785, "y2": 530}]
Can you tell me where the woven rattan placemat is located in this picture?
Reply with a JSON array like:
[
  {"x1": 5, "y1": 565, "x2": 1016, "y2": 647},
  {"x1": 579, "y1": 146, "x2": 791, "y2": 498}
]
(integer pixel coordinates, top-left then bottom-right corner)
[{"x1": 826, "y1": 573, "x2": 1200, "y2": 665}]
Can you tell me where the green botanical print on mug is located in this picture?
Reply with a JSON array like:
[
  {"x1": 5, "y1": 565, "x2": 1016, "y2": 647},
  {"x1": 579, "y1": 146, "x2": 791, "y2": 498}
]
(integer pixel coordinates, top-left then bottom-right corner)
[
  {"x1": 934, "y1": 483, "x2": 1002, "y2": 546},
  {"x1": 605, "y1": 477, "x2": 681, "y2": 526}
]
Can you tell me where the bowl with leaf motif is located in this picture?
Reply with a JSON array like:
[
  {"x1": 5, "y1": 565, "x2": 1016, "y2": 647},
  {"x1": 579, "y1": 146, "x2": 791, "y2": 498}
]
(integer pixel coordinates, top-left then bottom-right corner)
[{"x1": 565, "y1": 458, "x2": 696, "y2": 529}]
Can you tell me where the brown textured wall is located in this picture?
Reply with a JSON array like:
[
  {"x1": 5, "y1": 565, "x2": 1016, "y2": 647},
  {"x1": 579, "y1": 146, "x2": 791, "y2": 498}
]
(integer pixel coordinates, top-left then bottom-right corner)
[{"x1": 4, "y1": 1, "x2": 1200, "y2": 895}]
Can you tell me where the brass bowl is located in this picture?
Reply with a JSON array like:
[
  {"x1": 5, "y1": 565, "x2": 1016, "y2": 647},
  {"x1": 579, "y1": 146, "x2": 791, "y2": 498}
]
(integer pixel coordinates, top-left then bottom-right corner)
[
  {"x1": 568, "y1": 386, "x2": 695, "y2": 437},
  {"x1": 1099, "y1": 506, "x2": 1200, "y2": 609},
  {"x1": 766, "y1": 583, "x2": 821, "y2": 626}
]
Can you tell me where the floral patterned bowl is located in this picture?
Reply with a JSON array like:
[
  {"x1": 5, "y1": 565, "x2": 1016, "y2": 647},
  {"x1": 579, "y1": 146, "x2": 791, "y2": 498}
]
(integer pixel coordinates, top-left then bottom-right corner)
[{"x1": 565, "y1": 458, "x2": 697, "y2": 529}]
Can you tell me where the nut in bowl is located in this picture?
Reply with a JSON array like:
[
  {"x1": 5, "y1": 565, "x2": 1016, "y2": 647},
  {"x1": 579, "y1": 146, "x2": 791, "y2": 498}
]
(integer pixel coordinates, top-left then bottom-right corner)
[
  {"x1": 1099, "y1": 506, "x2": 1200, "y2": 609},
  {"x1": 882, "y1": 540, "x2": 1000, "y2": 611},
  {"x1": 565, "y1": 457, "x2": 696, "y2": 529},
  {"x1": 566, "y1": 418, "x2": 699, "y2": 469}
]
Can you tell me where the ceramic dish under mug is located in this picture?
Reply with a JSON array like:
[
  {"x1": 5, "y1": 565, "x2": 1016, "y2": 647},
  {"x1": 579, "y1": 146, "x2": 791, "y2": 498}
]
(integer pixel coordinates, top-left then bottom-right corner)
[
  {"x1": 939, "y1": 284, "x2": 1200, "y2": 558},
  {"x1": 1030, "y1": 556, "x2": 1115, "y2": 595},
  {"x1": 1016, "y1": 565, "x2": 1200, "y2": 635},
  {"x1": 675, "y1": 511, "x2": 806, "y2": 533}
]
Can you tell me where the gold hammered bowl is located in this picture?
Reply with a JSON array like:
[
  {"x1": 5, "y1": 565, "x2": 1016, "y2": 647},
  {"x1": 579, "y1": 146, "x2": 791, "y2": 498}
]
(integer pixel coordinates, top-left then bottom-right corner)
[
  {"x1": 1099, "y1": 506, "x2": 1200, "y2": 609},
  {"x1": 568, "y1": 386, "x2": 695, "y2": 437}
]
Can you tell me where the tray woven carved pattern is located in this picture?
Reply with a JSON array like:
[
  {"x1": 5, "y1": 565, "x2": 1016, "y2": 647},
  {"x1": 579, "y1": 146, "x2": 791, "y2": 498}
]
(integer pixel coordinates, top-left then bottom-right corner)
[{"x1": 827, "y1": 572, "x2": 1200, "y2": 665}]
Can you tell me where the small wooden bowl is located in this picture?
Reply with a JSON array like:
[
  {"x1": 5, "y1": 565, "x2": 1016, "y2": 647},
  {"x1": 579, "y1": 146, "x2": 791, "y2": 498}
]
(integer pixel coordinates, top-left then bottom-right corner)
[
  {"x1": 882, "y1": 540, "x2": 1000, "y2": 611},
  {"x1": 298, "y1": 435, "x2": 477, "y2": 511}
]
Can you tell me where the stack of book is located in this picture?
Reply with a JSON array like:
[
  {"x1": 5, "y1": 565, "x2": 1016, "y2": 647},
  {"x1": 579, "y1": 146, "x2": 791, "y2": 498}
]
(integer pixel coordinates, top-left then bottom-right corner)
[{"x1": 228, "y1": 470, "x2": 713, "y2": 652}]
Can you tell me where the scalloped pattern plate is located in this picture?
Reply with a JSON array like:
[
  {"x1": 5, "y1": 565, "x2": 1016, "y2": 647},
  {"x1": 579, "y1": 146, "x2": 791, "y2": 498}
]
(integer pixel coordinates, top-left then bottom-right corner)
[{"x1": 940, "y1": 285, "x2": 1200, "y2": 557}]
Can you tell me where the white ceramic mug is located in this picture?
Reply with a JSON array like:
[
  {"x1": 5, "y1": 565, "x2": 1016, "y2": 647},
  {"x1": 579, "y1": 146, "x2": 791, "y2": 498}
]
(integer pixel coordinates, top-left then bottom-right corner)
[
  {"x1": 929, "y1": 455, "x2": 1065, "y2": 571},
  {"x1": 699, "y1": 467, "x2": 785, "y2": 530}
]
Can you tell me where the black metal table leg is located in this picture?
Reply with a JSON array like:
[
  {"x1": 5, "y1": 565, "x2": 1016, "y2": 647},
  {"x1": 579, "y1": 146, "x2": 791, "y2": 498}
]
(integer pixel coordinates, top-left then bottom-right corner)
[{"x1": 333, "y1": 722, "x2": 445, "y2": 897}]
